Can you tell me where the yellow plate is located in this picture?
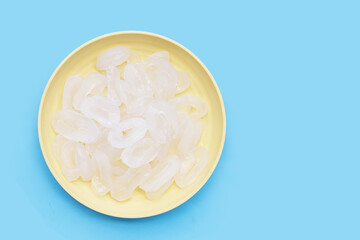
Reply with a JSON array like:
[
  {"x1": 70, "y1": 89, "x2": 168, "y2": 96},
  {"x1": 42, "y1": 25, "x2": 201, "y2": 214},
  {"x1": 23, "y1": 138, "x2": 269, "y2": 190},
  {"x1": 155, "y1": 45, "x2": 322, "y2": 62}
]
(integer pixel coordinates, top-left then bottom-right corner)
[{"x1": 38, "y1": 31, "x2": 226, "y2": 218}]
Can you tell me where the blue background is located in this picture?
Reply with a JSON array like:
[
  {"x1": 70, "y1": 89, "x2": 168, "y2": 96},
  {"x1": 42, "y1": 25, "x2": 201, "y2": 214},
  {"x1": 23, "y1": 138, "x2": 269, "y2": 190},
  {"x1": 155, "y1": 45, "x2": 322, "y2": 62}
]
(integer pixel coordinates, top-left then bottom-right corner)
[{"x1": 1, "y1": 0, "x2": 359, "y2": 239}]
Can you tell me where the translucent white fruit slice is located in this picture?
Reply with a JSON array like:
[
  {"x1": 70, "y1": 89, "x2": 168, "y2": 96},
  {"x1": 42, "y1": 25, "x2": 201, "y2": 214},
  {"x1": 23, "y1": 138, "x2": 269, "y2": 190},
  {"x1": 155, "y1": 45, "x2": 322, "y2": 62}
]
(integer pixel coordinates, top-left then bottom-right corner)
[
  {"x1": 143, "y1": 52, "x2": 171, "y2": 81},
  {"x1": 175, "y1": 147, "x2": 209, "y2": 188},
  {"x1": 170, "y1": 96, "x2": 207, "y2": 119},
  {"x1": 73, "y1": 73, "x2": 106, "y2": 110},
  {"x1": 156, "y1": 143, "x2": 170, "y2": 162},
  {"x1": 123, "y1": 94, "x2": 153, "y2": 116},
  {"x1": 75, "y1": 143, "x2": 96, "y2": 181},
  {"x1": 85, "y1": 127, "x2": 107, "y2": 155},
  {"x1": 62, "y1": 74, "x2": 83, "y2": 109},
  {"x1": 176, "y1": 71, "x2": 190, "y2": 94},
  {"x1": 121, "y1": 138, "x2": 161, "y2": 168},
  {"x1": 176, "y1": 113, "x2": 203, "y2": 156},
  {"x1": 112, "y1": 166, "x2": 126, "y2": 176},
  {"x1": 112, "y1": 159, "x2": 129, "y2": 172},
  {"x1": 145, "y1": 178, "x2": 173, "y2": 199},
  {"x1": 52, "y1": 135, "x2": 68, "y2": 160},
  {"x1": 95, "y1": 145, "x2": 122, "y2": 163},
  {"x1": 144, "y1": 58, "x2": 177, "y2": 100},
  {"x1": 96, "y1": 46, "x2": 131, "y2": 70},
  {"x1": 140, "y1": 155, "x2": 180, "y2": 192},
  {"x1": 106, "y1": 67, "x2": 122, "y2": 106},
  {"x1": 61, "y1": 141, "x2": 80, "y2": 181},
  {"x1": 143, "y1": 51, "x2": 170, "y2": 66},
  {"x1": 119, "y1": 63, "x2": 154, "y2": 115},
  {"x1": 86, "y1": 128, "x2": 122, "y2": 162},
  {"x1": 108, "y1": 118, "x2": 147, "y2": 149},
  {"x1": 118, "y1": 105, "x2": 137, "y2": 121},
  {"x1": 79, "y1": 96, "x2": 120, "y2": 128},
  {"x1": 146, "y1": 101, "x2": 179, "y2": 144},
  {"x1": 127, "y1": 51, "x2": 142, "y2": 63},
  {"x1": 145, "y1": 58, "x2": 177, "y2": 85},
  {"x1": 91, "y1": 151, "x2": 112, "y2": 196},
  {"x1": 110, "y1": 164, "x2": 151, "y2": 201},
  {"x1": 123, "y1": 63, "x2": 153, "y2": 93},
  {"x1": 52, "y1": 110, "x2": 100, "y2": 143},
  {"x1": 153, "y1": 70, "x2": 177, "y2": 100}
]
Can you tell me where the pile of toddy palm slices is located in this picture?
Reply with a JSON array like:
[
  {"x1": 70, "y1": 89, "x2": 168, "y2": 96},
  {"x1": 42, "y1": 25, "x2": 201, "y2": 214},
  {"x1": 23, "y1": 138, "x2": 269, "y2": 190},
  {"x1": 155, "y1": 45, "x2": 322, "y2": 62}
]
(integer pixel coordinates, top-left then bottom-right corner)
[{"x1": 52, "y1": 46, "x2": 209, "y2": 201}]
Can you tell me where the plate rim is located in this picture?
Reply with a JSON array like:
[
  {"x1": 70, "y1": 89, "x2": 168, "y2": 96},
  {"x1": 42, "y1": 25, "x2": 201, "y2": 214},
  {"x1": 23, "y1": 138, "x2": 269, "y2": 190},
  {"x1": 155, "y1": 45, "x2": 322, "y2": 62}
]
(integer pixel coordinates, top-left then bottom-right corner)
[{"x1": 38, "y1": 31, "x2": 226, "y2": 218}]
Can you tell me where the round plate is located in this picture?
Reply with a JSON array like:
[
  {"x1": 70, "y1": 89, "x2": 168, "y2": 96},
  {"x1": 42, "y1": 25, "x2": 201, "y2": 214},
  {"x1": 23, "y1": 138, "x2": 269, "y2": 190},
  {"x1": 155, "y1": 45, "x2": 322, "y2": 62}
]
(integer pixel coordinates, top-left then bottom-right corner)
[{"x1": 38, "y1": 31, "x2": 226, "y2": 218}]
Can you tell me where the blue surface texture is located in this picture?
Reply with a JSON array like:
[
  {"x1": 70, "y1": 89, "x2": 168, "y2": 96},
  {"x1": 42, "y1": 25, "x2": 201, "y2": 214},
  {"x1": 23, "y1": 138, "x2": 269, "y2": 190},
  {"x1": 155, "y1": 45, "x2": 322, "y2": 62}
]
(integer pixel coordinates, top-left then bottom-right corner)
[{"x1": 1, "y1": 1, "x2": 360, "y2": 239}]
